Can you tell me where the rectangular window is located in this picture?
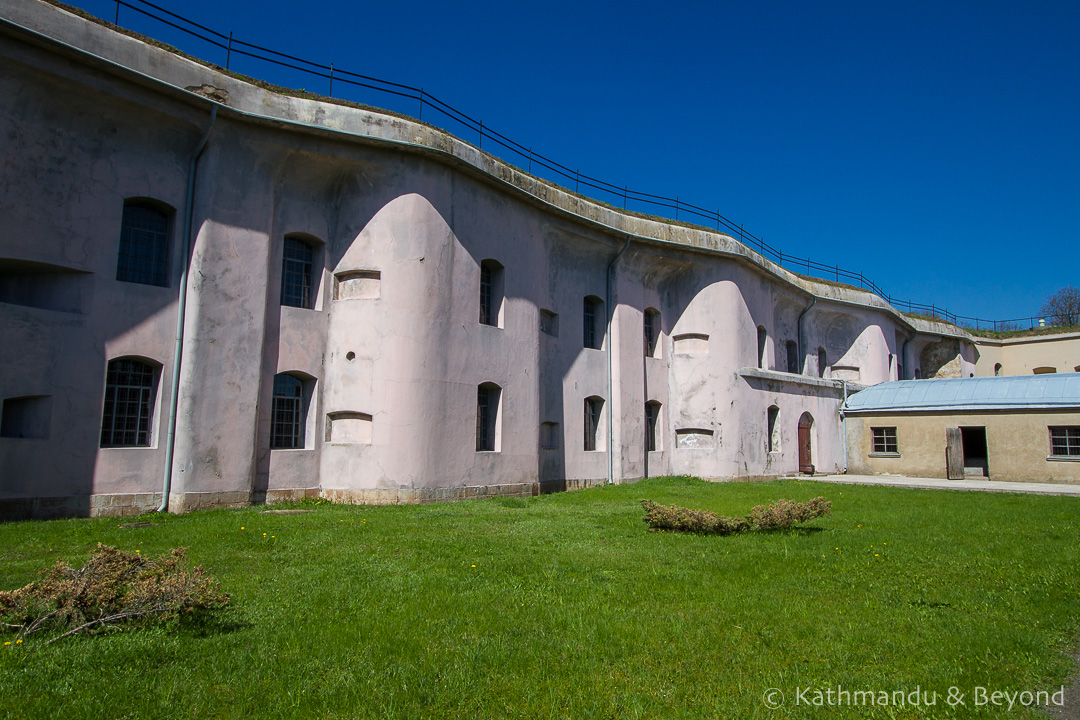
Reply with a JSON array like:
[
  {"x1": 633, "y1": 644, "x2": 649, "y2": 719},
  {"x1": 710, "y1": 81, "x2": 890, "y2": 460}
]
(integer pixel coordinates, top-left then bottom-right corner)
[
  {"x1": 645, "y1": 402, "x2": 660, "y2": 452},
  {"x1": 479, "y1": 264, "x2": 493, "y2": 325},
  {"x1": 270, "y1": 374, "x2": 305, "y2": 449},
  {"x1": 281, "y1": 238, "x2": 313, "y2": 308},
  {"x1": 584, "y1": 397, "x2": 603, "y2": 451},
  {"x1": 1049, "y1": 426, "x2": 1080, "y2": 457},
  {"x1": 871, "y1": 427, "x2": 898, "y2": 454},
  {"x1": 583, "y1": 297, "x2": 601, "y2": 349},
  {"x1": 116, "y1": 203, "x2": 169, "y2": 287},
  {"x1": 476, "y1": 386, "x2": 492, "y2": 451},
  {"x1": 101, "y1": 359, "x2": 157, "y2": 447}
]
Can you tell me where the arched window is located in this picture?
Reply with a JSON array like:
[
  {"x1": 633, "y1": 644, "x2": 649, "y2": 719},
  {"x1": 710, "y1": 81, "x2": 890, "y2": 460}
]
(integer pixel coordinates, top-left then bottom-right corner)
[
  {"x1": 786, "y1": 340, "x2": 799, "y2": 374},
  {"x1": 476, "y1": 382, "x2": 502, "y2": 452},
  {"x1": 645, "y1": 401, "x2": 662, "y2": 452},
  {"x1": 817, "y1": 347, "x2": 827, "y2": 378},
  {"x1": 766, "y1": 405, "x2": 780, "y2": 453},
  {"x1": 584, "y1": 396, "x2": 604, "y2": 451},
  {"x1": 281, "y1": 236, "x2": 315, "y2": 308},
  {"x1": 643, "y1": 308, "x2": 661, "y2": 358},
  {"x1": 479, "y1": 259, "x2": 504, "y2": 327},
  {"x1": 116, "y1": 201, "x2": 170, "y2": 287},
  {"x1": 757, "y1": 326, "x2": 768, "y2": 369},
  {"x1": 271, "y1": 373, "x2": 309, "y2": 449},
  {"x1": 584, "y1": 296, "x2": 604, "y2": 350},
  {"x1": 100, "y1": 358, "x2": 159, "y2": 447}
]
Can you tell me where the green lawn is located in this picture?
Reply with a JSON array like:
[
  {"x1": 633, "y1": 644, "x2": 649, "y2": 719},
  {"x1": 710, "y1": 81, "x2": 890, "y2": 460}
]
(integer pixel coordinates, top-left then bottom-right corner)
[{"x1": 1, "y1": 477, "x2": 1078, "y2": 719}]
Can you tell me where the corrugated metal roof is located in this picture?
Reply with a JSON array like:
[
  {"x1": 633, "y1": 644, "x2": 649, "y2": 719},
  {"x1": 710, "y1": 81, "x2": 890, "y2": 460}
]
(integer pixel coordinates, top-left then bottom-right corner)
[{"x1": 843, "y1": 373, "x2": 1080, "y2": 413}]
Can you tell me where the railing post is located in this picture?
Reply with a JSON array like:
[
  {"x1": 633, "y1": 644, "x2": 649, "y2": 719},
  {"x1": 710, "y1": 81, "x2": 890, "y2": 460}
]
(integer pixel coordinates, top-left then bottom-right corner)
[
  {"x1": 624, "y1": 186, "x2": 628, "y2": 210},
  {"x1": 328, "y1": 63, "x2": 334, "y2": 97},
  {"x1": 478, "y1": 120, "x2": 483, "y2": 150},
  {"x1": 575, "y1": 170, "x2": 579, "y2": 193},
  {"x1": 835, "y1": 264, "x2": 839, "y2": 282},
  {"x1": 528, "y1": 148, "x2": 533, "y2": 174},
  {"x1": 418, "y1": 89, "x2": 424, "y2": 121},
  {"x1": 716, "y1": 210, "x2": 720, "y2": 231},
  {"x1": 675, "y1": 197, "x2": 679, "y2": 221},
  {"x1": 226, "y1": 31, "x2": 233, "y2": 69},
  {"x1": 114, "y1": 0, "x2": 120, "y2": 25}
]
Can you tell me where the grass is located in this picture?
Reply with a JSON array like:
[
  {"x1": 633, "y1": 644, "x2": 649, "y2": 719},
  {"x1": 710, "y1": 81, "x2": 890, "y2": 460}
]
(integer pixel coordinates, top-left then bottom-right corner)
[{"x1": 1, "y1": 477, "x2": 1078, "y2": 719}]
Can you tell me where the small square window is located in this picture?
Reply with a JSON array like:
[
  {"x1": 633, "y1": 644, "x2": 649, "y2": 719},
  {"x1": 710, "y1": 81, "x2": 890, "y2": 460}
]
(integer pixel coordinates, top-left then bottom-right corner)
[
  {"x1": 871, "y1": 427, "x2": 898, "y2": 454},
  {"x1": 540, "y1": 309, "x2": 559, "y2": 337},
  {"x1": 1049, "y1": 426, "x2": 1080, "y2": 457}
]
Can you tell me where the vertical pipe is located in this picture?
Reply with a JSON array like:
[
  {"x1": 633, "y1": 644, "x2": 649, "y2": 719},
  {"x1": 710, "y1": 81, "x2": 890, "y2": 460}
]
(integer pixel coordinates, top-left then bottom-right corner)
[
  {"x1": 840, "y1": 380, "x2": 849, "y2": 473},
  {"x1": 606, "y1": 238, "x2": 632, "y2": 485},
  {"x1": 159, "y1": 105, "x2": 217, "y2": 513}
]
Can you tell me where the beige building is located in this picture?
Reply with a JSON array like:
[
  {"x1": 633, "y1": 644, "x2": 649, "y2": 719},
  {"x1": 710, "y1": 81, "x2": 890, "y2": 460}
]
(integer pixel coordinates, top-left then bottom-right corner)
[
  {"x1": 844, "y1": 375, "x2": 1080, "y2": 483},
  {"x1": 974, "y1": 330, "x2": 1080, "y2": 377}
]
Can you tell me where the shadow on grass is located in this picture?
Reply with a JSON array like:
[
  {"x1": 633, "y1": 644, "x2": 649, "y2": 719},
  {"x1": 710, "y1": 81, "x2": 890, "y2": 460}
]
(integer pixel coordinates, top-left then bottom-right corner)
[{"x1": 173, "y1": 612, "x2": 252, "y2": 638}]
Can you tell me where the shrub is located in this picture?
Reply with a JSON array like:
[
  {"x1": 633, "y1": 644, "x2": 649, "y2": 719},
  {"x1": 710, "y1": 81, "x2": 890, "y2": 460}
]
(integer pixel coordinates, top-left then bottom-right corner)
[
  {"x1": 0, "y1": 544, "x2": 230, "y2": 644},
  {"x1": 642, "y1": 497, "x2": 831, "y2": 535}
]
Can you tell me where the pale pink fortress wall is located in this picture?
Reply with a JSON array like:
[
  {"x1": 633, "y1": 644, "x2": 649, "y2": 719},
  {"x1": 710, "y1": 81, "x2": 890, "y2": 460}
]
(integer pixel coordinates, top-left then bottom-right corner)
[{"x1": 0, "y1": 0, "x2": 978, "y2": 517}]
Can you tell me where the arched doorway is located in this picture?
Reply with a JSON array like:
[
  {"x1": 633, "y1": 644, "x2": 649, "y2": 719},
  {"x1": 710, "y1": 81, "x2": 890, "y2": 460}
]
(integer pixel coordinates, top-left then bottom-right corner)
[{"x1": 798, "y1": 412, "x2": 814, "y2": 475}]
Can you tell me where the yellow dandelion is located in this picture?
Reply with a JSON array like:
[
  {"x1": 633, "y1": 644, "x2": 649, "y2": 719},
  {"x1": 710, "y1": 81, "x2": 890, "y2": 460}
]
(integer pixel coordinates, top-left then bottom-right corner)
[
  {"x1": 135, "y1": 550, "x2": 140, "y2": 553},
  {"x1": 875, "y1": 553, "x2": 879, "y2": 557},
  {"x1": 15, "y1": 639, "x2": 22, "y2": 644},
  {"x1": 271, "y1": 535, "x2": 275, "y2": 538},
  {"x1": 3, "y1": 642, "x2": 9, "y2": 646},
  {"x1": 471, "y1": 565, "x2": 476, "y2": 568},
  {"x1": 263, "y1": 533, "x2": 267, "y2": 536},
  {"x1": 241, "y1": 526, "x2": 245, "y2": 530}
]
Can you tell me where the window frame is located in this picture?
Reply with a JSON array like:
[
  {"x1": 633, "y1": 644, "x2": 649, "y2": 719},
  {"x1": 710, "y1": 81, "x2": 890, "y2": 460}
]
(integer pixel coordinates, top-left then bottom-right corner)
[
  {"x1": 583, "y1": 296, "x2": 603, "y2": 350},
  {"x1": 116, "y1": 201, "x2": 171, "y2": 287},
  {"x1": 1048, "y1": 426, "x2": 1080, "y2": 459},
  {"x1": 584, "y1": 396, "x2": 604, "y2": 452},
  {"x1": 270, "y1": 373, "x2": 307, "y2": 450},
  {"x1": 645, "y1": 401, "x2": 661, "y2": 452},
  {"x1": 476, "y1": 383, "x2": 502, "y2": 452},
  {"x1": 871, "y1": 426, "x2": 899, "y2": 455},
  {"x1": 100, "y1": 358, "x2": 159, "y2": 448},
  {"x1": 281, "y1": 236, "x2": 315, "y2": 309},
  {"x1": 643, "y1": 308, "x2": 661, "y2": 358}
]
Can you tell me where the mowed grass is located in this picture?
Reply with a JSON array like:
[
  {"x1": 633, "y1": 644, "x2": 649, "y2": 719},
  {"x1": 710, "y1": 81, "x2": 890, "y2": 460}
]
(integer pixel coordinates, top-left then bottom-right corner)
[{"x1": 1, "y1": 477, "x2": 1078, "y2": 719}]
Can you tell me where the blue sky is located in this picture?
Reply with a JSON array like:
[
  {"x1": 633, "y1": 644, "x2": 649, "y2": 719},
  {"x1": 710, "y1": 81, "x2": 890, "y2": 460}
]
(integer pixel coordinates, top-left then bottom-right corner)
[{"x1": 64, "y1": 0, "x2": 1079, "y2": 322}]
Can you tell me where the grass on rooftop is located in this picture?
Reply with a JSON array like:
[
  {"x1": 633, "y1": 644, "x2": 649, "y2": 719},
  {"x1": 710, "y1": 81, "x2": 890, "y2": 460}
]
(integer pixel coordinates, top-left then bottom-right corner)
[{"x1": 1, "y1": 477, "x2": 1078, "y2": 719}]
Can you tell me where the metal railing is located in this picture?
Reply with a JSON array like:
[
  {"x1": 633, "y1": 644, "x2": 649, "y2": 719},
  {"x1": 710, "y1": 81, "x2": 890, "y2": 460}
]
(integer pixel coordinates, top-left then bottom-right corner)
[{"x1": 92, "y1": 0, "x2": 1049, "y2": 330}]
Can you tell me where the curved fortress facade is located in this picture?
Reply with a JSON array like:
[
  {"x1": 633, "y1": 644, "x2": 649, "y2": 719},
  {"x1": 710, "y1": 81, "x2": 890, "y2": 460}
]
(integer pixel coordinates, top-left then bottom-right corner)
[{"x1": 0, "y1": 0, "x2": 978, "y2": 517}]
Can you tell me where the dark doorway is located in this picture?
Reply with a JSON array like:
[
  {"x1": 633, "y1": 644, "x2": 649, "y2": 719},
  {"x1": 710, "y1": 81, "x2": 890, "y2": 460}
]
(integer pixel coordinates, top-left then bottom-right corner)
[
  {"x1": 960, "y1": 426, "x2": 988, "y2": 477},
  {"x1": 798, "y1": 412, "x2": 814, "y2": 474}
]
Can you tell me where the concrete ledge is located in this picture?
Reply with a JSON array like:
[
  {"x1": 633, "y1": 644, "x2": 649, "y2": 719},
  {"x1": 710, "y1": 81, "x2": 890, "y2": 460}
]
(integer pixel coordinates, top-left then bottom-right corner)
[
  {"x1": 739, "y1": 367, "x2": 864, "y2": 392},
  {"x1": 0, "y1": 492, "x2": 162, "y2": 520},
  {"x1": 809, "y1": 474, "x2": 1080, "y2": 497},
  {"x1": 319, "y1": 483, "x2": 540, "y2": 505}
]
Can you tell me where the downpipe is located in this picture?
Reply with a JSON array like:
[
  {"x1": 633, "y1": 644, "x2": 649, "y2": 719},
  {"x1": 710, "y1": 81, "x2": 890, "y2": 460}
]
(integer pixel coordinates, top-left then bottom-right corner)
[
  {"x1": 159, "y1": 105, "x2": 217, "y2": 513},
  {"x1": 840, "y1": 379, "x2": 849, "y2": 473},
  {"x1": 606, "y1": 238, "x2": 632, "y2": 485}
]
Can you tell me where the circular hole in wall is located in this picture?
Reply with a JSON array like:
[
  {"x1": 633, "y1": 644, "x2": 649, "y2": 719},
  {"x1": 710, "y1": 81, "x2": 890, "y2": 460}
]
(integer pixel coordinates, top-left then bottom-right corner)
[{"x1": 346, "y1": 351, "x2": 355, "y2": 361}]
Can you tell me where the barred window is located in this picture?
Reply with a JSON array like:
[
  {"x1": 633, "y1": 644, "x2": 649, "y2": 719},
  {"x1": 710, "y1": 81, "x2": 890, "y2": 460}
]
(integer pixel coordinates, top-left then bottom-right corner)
[
  {"x1": 271, "y1": 374, "x2": 305, "y2": 449},
  {"x1": 480, "y1": 264, "x2": 493, "y2": 325},
  {"x1": 584, "y1": 396, "x2": 604, "y2": 451},
  {"x1": 1049, "y1": 426, "x2": 1080, "y2": 457},
  {"x1": 100, "y1": 358, "x2": 157, "y2": 447},
  {"x1": 281, "y1": 238, "x2": 313, "y2": 308},
  {"x1": 872, "y1": 427, "x2": 898, "y2": 454},
  {"x1": 116, "y1": 203, "x2": 169, "y2": 286}
]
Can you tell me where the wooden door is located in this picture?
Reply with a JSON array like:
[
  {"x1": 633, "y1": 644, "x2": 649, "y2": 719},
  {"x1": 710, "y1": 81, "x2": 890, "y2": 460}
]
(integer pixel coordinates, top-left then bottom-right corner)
[
  {"x1": 798, "y1": 417, "x2": 813, "y2": 474},
  {"x1": 945, "y1": 427, "x2": 964, "y2": 480}
]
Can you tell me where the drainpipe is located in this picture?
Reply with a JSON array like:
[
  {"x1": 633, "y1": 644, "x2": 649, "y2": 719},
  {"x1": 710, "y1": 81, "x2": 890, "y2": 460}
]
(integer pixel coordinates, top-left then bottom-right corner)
[
  {"x1": 840, "y1": 379, "x2": 849, "y2": 473},
  {"x1": 159, "y1": 105, "x2": 217, "y2": 513},
  {"x1": 606, "y1": 237, "x2": 632, "y2": 485},
  {"x1": 797, "y1": 295, "x2": 816, "y2": 374}
]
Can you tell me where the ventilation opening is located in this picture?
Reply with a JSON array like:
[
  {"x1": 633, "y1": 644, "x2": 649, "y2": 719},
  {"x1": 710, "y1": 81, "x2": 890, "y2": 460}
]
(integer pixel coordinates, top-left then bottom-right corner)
[
  {"x1": 675, "y1": 427, "x2": 714, "y2": 449},
  {"x1": 672, "y1": 333, "x2": 709, "y2": 355},
  {"x1": 325, "y1": 411, "x2": 372, "y2": 444},
  {"x1": 1, "y1": 395, "x2": 52, "y2": 439},
  {"x1": 767, "y1": 406, "x2": 780, "y2": 453},
  {"x1": 540, "y1": 421, "x2": 560, "y2": 449},
  {"x1": 334, "y1": 270, "x2": 380, "y2": 300},
  {"x1": 540, "y1": 309, "x2": 559, "y2": 337},
  {"x1": 0, "y1": 259, "x2": 91, "y2": 314}
]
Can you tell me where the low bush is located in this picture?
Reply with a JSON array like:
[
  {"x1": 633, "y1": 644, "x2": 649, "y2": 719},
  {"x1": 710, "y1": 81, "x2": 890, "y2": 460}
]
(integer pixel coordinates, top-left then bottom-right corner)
[
  {"x1": 642, "y1": 496, "x2": 831, "y2": 534},
  {"x1": 0, "y1": 544, "x2": 230, "y2": 644}
]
